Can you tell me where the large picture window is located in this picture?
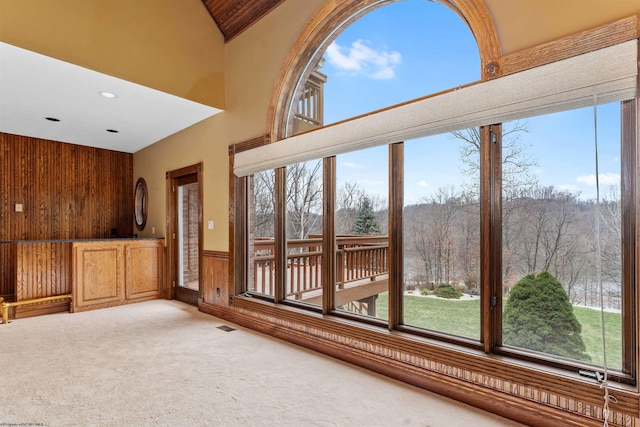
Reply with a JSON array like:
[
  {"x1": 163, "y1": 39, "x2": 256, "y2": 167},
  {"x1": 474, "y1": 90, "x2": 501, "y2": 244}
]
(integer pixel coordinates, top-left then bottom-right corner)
[
  {"x1": 402, "y1": 134, "x2": 480, "y2": 340},
  {"x1": 234, "y1": 0, "x2": 637, "y2": 385},
  {"x1": 500, "y1": 104, "x2": 623, "y2": 369},
  {"x1": 335, "y1": 146, "x2": 389, "y2": 320}
]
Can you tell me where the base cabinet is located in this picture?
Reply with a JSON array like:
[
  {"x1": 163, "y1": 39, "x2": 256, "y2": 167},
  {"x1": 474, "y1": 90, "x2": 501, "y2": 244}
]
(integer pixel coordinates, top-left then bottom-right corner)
[{"x1": 72, "y1": 240, "x2": 163, "y2": 312}]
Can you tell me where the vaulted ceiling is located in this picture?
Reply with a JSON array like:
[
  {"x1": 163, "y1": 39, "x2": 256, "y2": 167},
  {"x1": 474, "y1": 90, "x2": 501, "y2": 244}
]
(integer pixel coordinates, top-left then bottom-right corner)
[
  {"x1": 202, "y1": 0, "x2": 286, "y2": 41},
  {"x1": 0, "y1": 0, "x2": 638, "y2": 153}
]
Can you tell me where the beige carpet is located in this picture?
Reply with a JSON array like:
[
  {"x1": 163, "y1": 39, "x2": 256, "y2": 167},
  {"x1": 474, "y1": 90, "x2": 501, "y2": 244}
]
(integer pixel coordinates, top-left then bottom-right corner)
[{"x1": 0, "y1": 300, "x2": 524, "y2": 426}]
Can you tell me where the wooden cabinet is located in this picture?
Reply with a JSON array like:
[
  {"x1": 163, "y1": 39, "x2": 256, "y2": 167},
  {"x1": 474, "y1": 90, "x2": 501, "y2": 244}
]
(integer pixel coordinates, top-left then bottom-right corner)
[
  {"x1": 72, "y1": 239, "x2": 163, "y2": 312},
  {"x1": 126, "y1": 240, "x2": 163, "y2": 301}
]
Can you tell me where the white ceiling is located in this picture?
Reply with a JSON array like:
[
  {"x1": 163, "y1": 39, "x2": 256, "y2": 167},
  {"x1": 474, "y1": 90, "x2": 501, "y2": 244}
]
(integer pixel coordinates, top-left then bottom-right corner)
[{"x1": 0, "y1": 42, "x2": 222, "y2": 153}]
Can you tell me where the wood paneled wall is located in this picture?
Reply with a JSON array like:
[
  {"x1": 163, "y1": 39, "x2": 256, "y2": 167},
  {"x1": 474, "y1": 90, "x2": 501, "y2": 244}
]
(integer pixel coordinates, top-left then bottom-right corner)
[
  {"x1": 15, "y1": 241, "x2": 71, "y2": 300},
  {"x1": 0, "y1": 132, "x2": 133, "y2": 298},
  {"x1": 0, "y1": 245, "x2": 15, "y2": 298},
  {"x1": 0, "y1": 132, "x2": 133, "y2": 241},
  {"x1": 13, "y1": 241, "x2": 72, "y2": 318}
]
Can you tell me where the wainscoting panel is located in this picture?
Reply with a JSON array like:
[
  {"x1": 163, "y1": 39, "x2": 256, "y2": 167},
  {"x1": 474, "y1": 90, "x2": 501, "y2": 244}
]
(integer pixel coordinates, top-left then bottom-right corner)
[{"x1": 202, "y1": 250, "x2": 229, "y2": 307}]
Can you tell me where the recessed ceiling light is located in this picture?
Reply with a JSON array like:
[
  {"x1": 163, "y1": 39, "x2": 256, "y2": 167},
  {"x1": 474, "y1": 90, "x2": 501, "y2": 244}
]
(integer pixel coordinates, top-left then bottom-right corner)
[
  {"x1": 99, "y1": 91, "x2": 117, "y2": 99},
  {"x1": 45, "y1": 117, "x2": 60, "y2": 122},
  {"x1": 106, "y1": 129, "x2": 119, "y2": 133}
]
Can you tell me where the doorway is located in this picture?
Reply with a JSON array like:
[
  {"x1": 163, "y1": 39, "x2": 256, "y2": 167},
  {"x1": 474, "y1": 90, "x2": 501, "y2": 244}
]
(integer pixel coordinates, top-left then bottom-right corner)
[{"x1": 167, "y1": 163, "x2": 203, "y2": 306}]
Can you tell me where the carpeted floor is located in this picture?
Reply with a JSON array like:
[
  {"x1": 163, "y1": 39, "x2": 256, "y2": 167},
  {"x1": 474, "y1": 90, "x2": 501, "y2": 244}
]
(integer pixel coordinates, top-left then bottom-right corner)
[{"x1": 0, "y1": 300, "x2": 524, "y2": 426}]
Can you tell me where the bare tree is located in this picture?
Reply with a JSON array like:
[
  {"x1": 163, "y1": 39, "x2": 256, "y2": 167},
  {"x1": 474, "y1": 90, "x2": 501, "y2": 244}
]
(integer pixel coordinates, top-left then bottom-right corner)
[
  {"x1": 456, "y1": 191, "x2": 480, "y2": 292},
  {"x1": 252, "y1": 171, "x2": 276, "y2": 238},
  {"x1": 505, "y1": 186, "x2": 589, "y2": 301},
  {"x1": 597, "y1": 185, "x2": 622, "y2": 309},
  {"x1": 336, "y1": 181, "x2": 366, "y2": 234},
  {"x1": 452, "y1": 121, "x2": 538, "y2": 293},
  {"x1": 286, "y1": 161, "x2": 323, "y2": 240},
  {"x1": 410, "y1": 186, "x2": 460, "y2": 286},
  {"x1": 453, "y1": 121, "x2": 538, "y2": 195}
]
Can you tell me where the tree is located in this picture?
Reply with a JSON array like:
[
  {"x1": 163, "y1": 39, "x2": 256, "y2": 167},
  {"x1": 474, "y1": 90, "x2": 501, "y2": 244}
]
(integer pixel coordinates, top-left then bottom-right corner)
[
  {"x1": 453, "y1": 120, "x2": 538, "y2": 196},
  {"x1": 286, "y1": 160, "x2": 323, "y2": 240},
  {"x1": 409, "y1": 186, "x2": 460, "y2": 287},
  {"x1": 503, "y1": 271, "x2": 590, "y2": 361},
  {"x1": 252, "y1": 170, "x2": 276, "y2": 238},
  {"x1": 335, "y1": 181, "x2": 366, "y2": 234},
  {"x1": 351, "y1": 197, "x2": 381, "y2": 235}
]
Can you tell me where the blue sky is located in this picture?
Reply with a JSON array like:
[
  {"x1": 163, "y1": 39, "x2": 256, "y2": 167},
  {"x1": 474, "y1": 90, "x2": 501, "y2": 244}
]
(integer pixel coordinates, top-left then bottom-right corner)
[{"x1": 315, "y1": 0, "x2": 621, "y2": 205}]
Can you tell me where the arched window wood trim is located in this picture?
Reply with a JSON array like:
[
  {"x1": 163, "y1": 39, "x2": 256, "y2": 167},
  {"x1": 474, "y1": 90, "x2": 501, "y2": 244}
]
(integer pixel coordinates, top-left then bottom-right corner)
[{"x1": 265, "y1": 0, "x2": 501, "y2": 142}]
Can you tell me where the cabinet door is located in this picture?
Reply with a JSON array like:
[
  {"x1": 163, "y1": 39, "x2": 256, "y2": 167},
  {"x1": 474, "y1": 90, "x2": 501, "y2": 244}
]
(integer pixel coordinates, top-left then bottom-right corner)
[
  {"x1": 73, "y1": 243, "x2": 124, "y2": 310},
  {"x1": 125, "y1": 242, "x2": 162, "y2": 300}
]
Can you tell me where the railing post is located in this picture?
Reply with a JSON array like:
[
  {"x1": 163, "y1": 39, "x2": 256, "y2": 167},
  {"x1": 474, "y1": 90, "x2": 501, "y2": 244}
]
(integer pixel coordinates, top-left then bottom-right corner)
[{"x1": 336, "y1": 248, "x2": 344, "y2": 288}]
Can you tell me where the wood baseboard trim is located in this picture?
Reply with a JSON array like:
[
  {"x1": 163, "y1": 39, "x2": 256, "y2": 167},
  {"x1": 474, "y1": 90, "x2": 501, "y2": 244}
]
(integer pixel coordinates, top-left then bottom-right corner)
[
  {"x1": 14, "y1": 300, "x2": 70, "y2": 319},
  {"x1": 199, "y1": 302, "x2": 615, "y2": 427}
]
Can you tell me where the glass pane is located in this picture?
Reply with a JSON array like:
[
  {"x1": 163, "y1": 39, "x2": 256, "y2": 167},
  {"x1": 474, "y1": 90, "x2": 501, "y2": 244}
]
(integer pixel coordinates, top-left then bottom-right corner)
[
  {"x1": 247, "y1": 170, "x2": 276, "y2": 297},
  {"x1": 401, "y1": 133, "x2": 480, "y2": 340},
  {"x1": 288, "y1": 0, "x2": 480, "y2": 137},
  {"x1": 178, "y1": 182, "x2": 199, "y2": 290},
  {"x1": 501, "y1": 104, "x2": 622, "y2": 368},
  {"x1": 335, "y1": 146, "x2": 388, "y2": 320},
  {"x1": 285, "y1": 160, "x2": 323, "y2": 306}
]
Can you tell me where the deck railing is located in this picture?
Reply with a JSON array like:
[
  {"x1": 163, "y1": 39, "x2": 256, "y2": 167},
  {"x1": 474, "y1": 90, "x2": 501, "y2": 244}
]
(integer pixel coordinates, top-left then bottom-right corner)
[{"x1": 249, "y1": 235, "x2": 388, "y2": 299}]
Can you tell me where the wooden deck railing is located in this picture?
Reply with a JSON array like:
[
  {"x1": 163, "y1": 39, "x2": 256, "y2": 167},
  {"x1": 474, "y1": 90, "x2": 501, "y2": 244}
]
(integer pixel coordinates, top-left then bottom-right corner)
[{"x1": 249, "y1": 235, "x2": 388, "y2": 299}]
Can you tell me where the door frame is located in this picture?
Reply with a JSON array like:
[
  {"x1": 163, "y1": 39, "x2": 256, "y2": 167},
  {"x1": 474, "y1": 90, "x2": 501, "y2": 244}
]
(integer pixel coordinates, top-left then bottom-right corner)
[{"x1": 166, "y1": 162, "x2": 203, "y2": 305}]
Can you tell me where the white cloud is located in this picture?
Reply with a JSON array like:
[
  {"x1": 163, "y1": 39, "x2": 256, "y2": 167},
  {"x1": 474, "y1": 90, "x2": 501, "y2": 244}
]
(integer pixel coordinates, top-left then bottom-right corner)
[
  {"x1": 417, "y1": 180, "x2": 429, "y2": 188},
  {"x1": 325, "y1": 39, "x2": 401, "y2": 80},
  {"x1": 340, "y1": 161, "x2": 365, "y2": 169},
  {"x1": 576, "y1": 173, "x2": 620, "y2": 186}
]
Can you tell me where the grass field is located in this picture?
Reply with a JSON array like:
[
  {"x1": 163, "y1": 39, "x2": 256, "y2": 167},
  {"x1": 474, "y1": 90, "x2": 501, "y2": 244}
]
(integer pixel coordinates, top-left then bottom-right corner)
[{"x1": 375, "y1": 293, "x2": 622, "y2": 369}]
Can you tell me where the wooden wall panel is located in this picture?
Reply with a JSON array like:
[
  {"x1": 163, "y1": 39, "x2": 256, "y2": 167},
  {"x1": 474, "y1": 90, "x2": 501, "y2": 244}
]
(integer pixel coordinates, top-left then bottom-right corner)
[
  {"x1": 13, "y1": 241, "x2": 72, "y2": 318},
  {"x1": 0, "y1": 132, "x2": 133, "y2": 242},
  {"x1": 202, "y1": 250, "x2": 229, "y2": 307},
  {"x1": 0, "y1": 244, "x2": 15, "y2": 298},
  {"x1": 15, "y1": 241, "x2": 71, "y2": 300}
]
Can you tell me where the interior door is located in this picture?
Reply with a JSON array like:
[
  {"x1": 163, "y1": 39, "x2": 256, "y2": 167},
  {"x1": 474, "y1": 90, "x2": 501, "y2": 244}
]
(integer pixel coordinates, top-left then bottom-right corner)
[{"x1": 167, "y1": 164, "x2": 202, "y2": 306}]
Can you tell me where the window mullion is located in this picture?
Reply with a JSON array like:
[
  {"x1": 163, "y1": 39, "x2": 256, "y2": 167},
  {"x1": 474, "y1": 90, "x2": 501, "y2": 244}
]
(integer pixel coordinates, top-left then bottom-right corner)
[
  {"x1": 322, "y1": 156, "x2": 336, "y2": 314},
  {"x1": 480, "y1": 124, "x2": 503, "y2": 353},
  {"x1": 621, "y1": 98, "x2": 637, "y2": 376},
  {"x1": 388, "y1": 142, "x2": 404, "y2": 330},
  {"x1": 274, "y1": 167, "x2": 287, "y2": 303}
]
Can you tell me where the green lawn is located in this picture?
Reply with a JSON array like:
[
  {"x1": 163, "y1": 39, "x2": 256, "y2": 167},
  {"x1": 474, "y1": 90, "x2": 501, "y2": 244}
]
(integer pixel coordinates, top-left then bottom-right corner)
[{"x1": 376, "y1": 293, "x2": 622, "y2": 369}]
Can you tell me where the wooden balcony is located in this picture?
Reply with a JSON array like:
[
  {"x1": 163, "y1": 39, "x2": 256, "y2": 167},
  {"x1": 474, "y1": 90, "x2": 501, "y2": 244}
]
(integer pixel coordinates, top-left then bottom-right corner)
[
  {"x1": 249, "y1": 235, "x2": 389, "y2": 308},
  {"x1": 292, "y1": 70, "x2": 327, "y2": 135}
]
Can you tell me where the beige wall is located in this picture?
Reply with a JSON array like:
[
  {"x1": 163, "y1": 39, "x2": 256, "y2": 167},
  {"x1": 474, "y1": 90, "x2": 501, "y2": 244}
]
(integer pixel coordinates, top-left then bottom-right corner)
[
  {"x1": 0, "y1": 0, "x2": 225, "y2": 108},
  {"x1": 132, "y1": 0, "x2": 324, "y2": 251},
  {"x1": 484, "y1": 0, "x2": 639, "y2": 54}
]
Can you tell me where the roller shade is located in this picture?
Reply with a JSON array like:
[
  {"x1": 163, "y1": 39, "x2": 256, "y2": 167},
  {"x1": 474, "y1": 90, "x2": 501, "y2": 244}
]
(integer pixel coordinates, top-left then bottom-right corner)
[{"x1": 235, "y1": 40, "x2": 638, "y2": 177}]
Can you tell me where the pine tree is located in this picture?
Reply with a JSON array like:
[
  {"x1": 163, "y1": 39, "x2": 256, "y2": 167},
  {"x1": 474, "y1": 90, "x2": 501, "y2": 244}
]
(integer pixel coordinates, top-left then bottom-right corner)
[
  {"x1": 503, "y1": 271, "x2": 590, "y2": 361},
  {"x1": 351, "y1": 197, "x2": 381, "y2": 235}
]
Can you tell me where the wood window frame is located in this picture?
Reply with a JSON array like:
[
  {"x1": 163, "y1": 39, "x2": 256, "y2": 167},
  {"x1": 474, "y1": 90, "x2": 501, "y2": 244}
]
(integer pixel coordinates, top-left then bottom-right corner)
[
  {"x1": 230, "y1": 7, "x2": 639, "y2": 381},
  {"x1": 225, "y1": 7, "x2": 640, "y2": 425}
]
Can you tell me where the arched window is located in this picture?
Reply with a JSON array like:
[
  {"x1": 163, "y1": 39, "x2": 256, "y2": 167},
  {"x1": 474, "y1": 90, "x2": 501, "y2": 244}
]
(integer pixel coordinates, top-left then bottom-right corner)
[{"x1": 286, "y1": 0, "x2": 480, "y2": 136}]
